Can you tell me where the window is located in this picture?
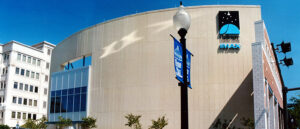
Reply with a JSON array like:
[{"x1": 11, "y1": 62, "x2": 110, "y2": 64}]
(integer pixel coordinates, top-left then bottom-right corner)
[
  {"x1": 46, "y1": 62, "x2": 50, "y2": 69},
  {"x1": 15, "y1": 67, "x2": 20, "y2": 74},
  {"x1": 2, "y1": 68, "x2": 5, "y2": 75},
  {"x1": 43, "y1": 101, "x2": 46, "y2": 108},
  {"x1": 29, "y1": 99, "x2": 32, "y2": 106},
  {"x1": 50, "y1": 97, "x2": 55, "y2": 113},
  {"x1": 44, "y1": 88, "x2": 47, "y2": 95},
  {"x1": 36, "y1": 73, "x2": 39, "y2": 79},
  {"x1": 5, "y1": 67, "x2": 7, "y2": 74},
  {"x1": 55, "y1": 97, "x2": 61, "y2": 113},
  {"x1": 12, "y1": 97, "x2": 17, "y2": 103},
  {"x1": 17, "y1": 54, "x2": 21, "y2": 60},
  {"x1": 29, "y1": 85, "x2": 34, "y2": 92},
  {"x1": 11, "y1": 111, "x2": 16, "y2": 118},
  {"x1": 34, "y1": 87, "x2": 38, "y2": 93},
  {"x1": 32, "y1": 58, "x2": 36, "y2": 65},
  {"x1": 61, "y1": 95, "x2": 67, "y2": 113},
  {"x1": 34, "y1": 100, "x2": 37, "y2": 106},
  {"x1": 31, "y1": 72, "x2": 35, "y2": 78},
  {"x1": 28, "y1": 113, "x2": 31, "y2": 119},
  {"x1": 25, "y1": 84, "x2": 28, "y2": 91},
  {"x1": 47, "y1": 49, "x2": 51, "y2": 55},
  {"x1": 37, "y1": 60, "x2": 41, "y2": 66},
  {"x1": 50, "y1": 86, "x2": 88, "y2": 114},
  {"x1": 18, "y1": 97, "x2": 22, "y2": 104},
  {"x1": 19, "y1": 83, "x2": 23, "y2": 90},
  {"x1": 21, "y1": 69, "x2": 25, "y2": 76},
  {"x1": 26, "y1": 70, "x2": 30, "y2": 77},
  {"x1": 23, "y1": 98, "x2": 27, "y2": 105},
  {"x1": 81, "y1": 93, "x2": 87, "y2": 111},
  {"x1": 45, "y1": 75, "x2": 48, "y2": 82},
  {"x1": 27, "y1": 57, "x2": 31, "y2": 63},
  {"x1": 22, "y1": 55, "x2": 26, "y2": 62},
  {"x1": 22, "y1": 113, "x2": 26, "y2": 119},
  {"x1": 13, "y1": 82, "x2": 18, "y2": 89},
  {"x1": 74, "y1": 94, "x2": 80, "y2": 112},
  {"x1": 17, "y1": 112, "x2": 21, "y2": 119},
  {"x1": 33, "y1": 114, "x2": 36, "y2": 120}
]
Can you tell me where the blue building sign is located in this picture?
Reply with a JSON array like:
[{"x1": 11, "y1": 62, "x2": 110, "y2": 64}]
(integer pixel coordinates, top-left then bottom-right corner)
[
  {"x1": 218, "y1": 11, "x2": 240, "y2": 35},
  {"x1": 218, "y1": 11, "x2": 241, "y2": 50},
  {"x1": 219, "y1": 43, "x2": 241, "y2": 49}
]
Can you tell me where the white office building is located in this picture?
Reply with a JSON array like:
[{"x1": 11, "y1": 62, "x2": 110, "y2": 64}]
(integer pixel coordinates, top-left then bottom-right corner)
[{"x1": 0, "y1": 40, "x2": 55, "y2": 127}]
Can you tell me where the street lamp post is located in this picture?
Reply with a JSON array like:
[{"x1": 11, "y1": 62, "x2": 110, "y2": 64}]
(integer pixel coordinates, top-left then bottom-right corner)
[{"x1": 173, "y1": 2, "x2": 191, "y2": 129}]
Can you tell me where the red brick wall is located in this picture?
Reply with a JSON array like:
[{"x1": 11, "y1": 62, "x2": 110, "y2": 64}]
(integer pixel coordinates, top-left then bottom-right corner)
[
  {"x1": 264, "y1": 29, "x2": 283, "y2": 86},
  {"x1": 262, "y1": 29, "x2": 283, "y2": 108},
  {"x1": 263, "y1": 51, "x2": 283, "y2": 107}
]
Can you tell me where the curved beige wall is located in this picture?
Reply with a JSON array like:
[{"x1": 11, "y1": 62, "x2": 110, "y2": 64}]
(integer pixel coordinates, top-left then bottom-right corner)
[{"x1": 51, "y1": 5, "x2": 261, "y2": 129}]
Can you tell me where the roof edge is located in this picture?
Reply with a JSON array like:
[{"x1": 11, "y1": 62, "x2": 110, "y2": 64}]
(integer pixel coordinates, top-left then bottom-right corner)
[{"x1": 56, "y1": 5, "x2": 260, "y2": 47}]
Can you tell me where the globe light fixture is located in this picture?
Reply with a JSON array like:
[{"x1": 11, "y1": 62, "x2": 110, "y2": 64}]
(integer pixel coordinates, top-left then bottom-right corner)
[{"x1": 173, "y1": 2, "x2": 191, "y2": 32}]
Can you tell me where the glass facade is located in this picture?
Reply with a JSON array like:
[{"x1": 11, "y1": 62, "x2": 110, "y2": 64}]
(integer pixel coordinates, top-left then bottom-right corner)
[
  {"x1": 49, "y1": 66, "x2": 89, "y2": 122},
  {"x1": 49, "y1": 86, "x2": 87, "y2": 113}
]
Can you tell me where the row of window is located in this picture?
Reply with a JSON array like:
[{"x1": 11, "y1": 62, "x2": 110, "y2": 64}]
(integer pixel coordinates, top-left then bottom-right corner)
[
  {"x1": 17, "y1": 53, "x2": 41, "y2": 67},
  {"x1": 15, "y1": 67, "x2": 40, "y2": 80},
  {"x1": 11, "y1": 111, "x2": 37, "y2": 120},
  {"x1": 50, "y1": 86, "x2": 87, "y2": 113},
  {"x1": 12, "y1": 97, "x2": 38, "y2": 107},
  {"x1": 13, "y1": 82, "x2": 39, "y2": 93},
  {"x1": 0, "y1": 81, "x2": 6, "y2": 90}
]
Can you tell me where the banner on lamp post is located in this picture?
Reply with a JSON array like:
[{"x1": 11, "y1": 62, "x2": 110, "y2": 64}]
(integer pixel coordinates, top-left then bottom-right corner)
[{"x1": 172, "y1": 36, "x2": 192, "y2": 89}]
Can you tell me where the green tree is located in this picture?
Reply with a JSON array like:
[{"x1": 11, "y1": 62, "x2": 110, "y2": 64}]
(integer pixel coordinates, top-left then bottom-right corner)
[
  {"x1": 149, "y1": 116, "x2": 168, "y2": 129},
  {"x1": 212, "y1": 118, "x2": 237, "y2": 129},
  {"x1": 81, "y1": 116, "x2": 97, "y2": 129},
  {"x1": 21, "y1": 117, "x2": 48, "y2": 129},
  {"x1": 56, "y1": 116, "x2": 72, "y2": 129},
  {"x1": 36, "y1": 117, "x2": 48, "y2": 129},
  {"x1": 288, "y1": 95, "x2": 300, "y2": 128},
  {"x1": 0, "y1": 124, "x2": 10, "y2": 129},
  {"x1": 125, "y1": 114, "x2": 142, "y2": 129},
  {"x1": 21, "y1": 119, "x2": 37, "y2": 129},
  {"x1": 240, "y1": 117, "x2": 254, "y2": 129}
]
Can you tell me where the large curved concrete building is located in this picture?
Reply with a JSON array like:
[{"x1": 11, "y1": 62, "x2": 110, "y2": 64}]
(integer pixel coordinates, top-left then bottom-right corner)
[{"x1": 48, "y1": 5, "x2": 284, "y2": 129}]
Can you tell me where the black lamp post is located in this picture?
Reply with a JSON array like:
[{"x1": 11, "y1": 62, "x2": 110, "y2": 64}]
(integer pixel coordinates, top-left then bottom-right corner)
[{"x1": 173, "y1": 2, "x2": 191, "y2": 129}]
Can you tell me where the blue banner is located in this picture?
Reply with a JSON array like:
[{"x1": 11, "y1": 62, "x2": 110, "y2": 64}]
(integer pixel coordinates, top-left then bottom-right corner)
[{"x1": 173, "y1": 37, "x2": 192, "y2": 89}]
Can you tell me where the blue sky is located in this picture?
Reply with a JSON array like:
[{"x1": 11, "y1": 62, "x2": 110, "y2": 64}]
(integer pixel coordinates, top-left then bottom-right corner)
[{"x1": 0, "y1": 0, "x2": 299, "y2": 101}]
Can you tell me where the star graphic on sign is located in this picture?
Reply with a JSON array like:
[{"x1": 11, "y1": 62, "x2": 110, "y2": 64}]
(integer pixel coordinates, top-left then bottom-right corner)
[{"x1": 218, "y1": 11, "x2": 240, "y2": 30}]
